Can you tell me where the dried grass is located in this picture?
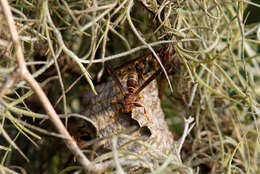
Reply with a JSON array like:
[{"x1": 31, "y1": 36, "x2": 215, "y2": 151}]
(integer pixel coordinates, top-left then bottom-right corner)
[{"x1": 0, "y1": 0, "x2": 260, "y2": 173}]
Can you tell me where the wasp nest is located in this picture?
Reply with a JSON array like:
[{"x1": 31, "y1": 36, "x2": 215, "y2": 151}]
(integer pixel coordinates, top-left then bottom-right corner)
[{"x1": 70, "y1": 72, "x2": 174, "y2": 162}]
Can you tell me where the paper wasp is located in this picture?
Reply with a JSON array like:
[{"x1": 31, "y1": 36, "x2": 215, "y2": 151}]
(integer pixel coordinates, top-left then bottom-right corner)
[
  {"x1": 112, "y1": 50, "x2": 163, "y2": 80},
  {"x1": 105, "y1": 50, "x2": 166, "y2": 122}
]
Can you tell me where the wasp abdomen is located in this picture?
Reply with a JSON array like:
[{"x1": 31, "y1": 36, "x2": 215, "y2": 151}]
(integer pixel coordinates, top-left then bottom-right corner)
[{"x1": 127, "y1": 71, "x2": 138, "y2": 93}]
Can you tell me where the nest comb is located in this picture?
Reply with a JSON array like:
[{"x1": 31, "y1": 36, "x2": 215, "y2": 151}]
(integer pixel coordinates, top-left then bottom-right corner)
[{"x1": 70, "y1": 71, "x2": 174, "y2": 161}]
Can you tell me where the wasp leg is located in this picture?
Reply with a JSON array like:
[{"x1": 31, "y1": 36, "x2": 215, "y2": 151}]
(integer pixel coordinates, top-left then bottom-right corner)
[
  {"x1": 140, "y1": 73, "x2": 146, "y2": 81},
  {"x1": 135, "y1": 62, "x2": 146, "y2": 81},
  {"x1": 121, "y1": 73, "x2": 128, "y2": 81},
  {"x1": 111, "y1": 99, "x2": 122, "y2": 118},
  {"x1": 137, "y1": 94, "x2": 144, "y2": 99},
  {"x1": 72, "y1": 136, "x2": 78, "y2": 162},
  {"x1": 134, "y1": 103, "x2": 152, "y2": 123},
  {"x1": 72, "y1": 136, "x2": 87, "y2": 162}
]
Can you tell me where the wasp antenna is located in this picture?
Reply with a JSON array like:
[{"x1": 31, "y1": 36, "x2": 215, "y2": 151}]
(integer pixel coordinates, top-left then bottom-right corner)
[
  {"x1": 133, "y1": 68, "x2": 162, "y2": 97},
  {"x1": 105, "y1": 62, "x2": 126, "y2": 96}
]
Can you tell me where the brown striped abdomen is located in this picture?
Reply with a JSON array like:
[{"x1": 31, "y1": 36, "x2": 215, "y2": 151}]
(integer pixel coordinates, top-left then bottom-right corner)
[{"x1": 127, "y1": 70, "x2": 138, "y2": 93}]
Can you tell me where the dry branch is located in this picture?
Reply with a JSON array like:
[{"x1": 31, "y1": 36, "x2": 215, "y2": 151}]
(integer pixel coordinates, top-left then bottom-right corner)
[{"x1": 0, "y1": 0, "x2": 96, "y2": 172}]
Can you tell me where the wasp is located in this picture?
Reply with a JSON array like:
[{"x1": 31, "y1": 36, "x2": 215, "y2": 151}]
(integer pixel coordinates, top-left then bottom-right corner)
[
  {"x1": 105, "y1": 50, "x2": 164, "y2": 122},
  {"x1": 113, "y1": 50, "x2": 162, "y2": 81}
]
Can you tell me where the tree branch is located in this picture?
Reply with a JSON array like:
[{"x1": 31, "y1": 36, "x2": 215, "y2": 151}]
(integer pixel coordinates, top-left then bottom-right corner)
[{"x1": 0, "y1": 0, "x2": 96, "y2": 172}]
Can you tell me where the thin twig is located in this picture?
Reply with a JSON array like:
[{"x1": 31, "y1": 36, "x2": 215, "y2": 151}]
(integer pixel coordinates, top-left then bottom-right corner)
[
  {"x1": 43, "y1": 1, "x2": 97, "y2": 95},
  {"x1": 79, "y1": 39, "x2": 199, "y2": 64},
  {"x1": 0, "y1": 0, "x2": 96, "y2": 172},
  {"x1": 112, "y1": 136, "x2": 125, "y2": 174},
  {"x1": 177, "y1": 116, "x2": 195, "y2": 154},
  {"x1": 126, "y1": 0, "x2": 174, "y2": 93}
]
